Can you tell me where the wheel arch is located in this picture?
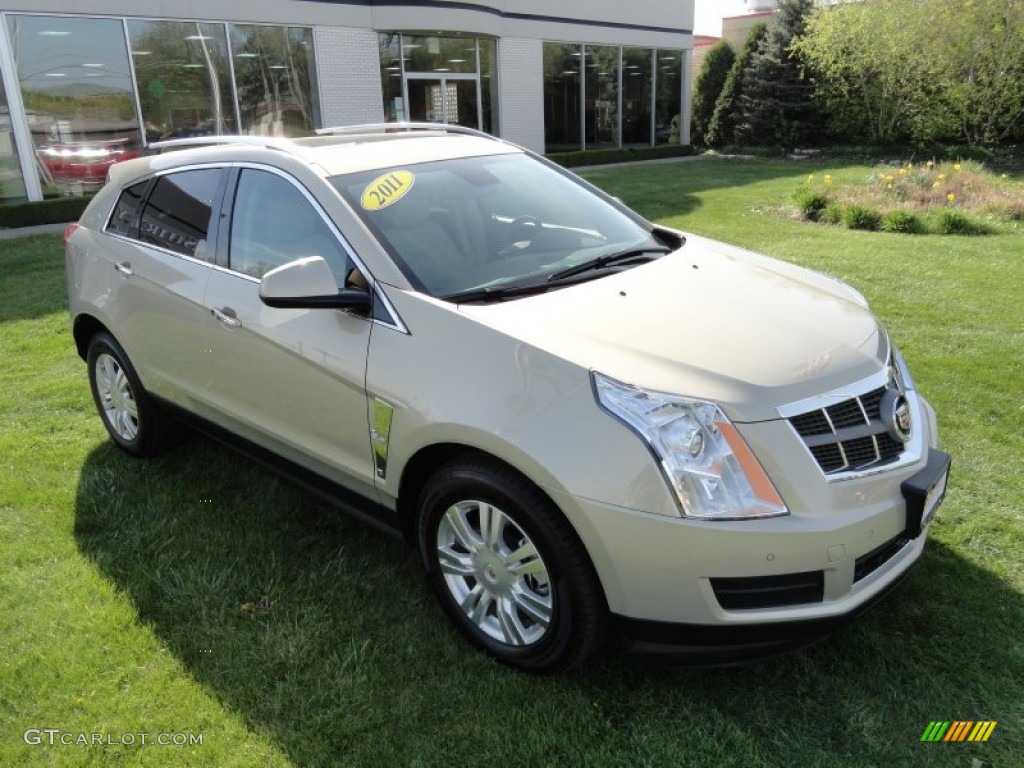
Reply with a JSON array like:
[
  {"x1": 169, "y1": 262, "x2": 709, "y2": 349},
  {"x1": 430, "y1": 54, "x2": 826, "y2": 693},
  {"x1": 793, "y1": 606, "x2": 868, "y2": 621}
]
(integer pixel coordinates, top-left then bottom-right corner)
[{"x1": 73, "y1": 313, "x2": 112, "y2": 361}]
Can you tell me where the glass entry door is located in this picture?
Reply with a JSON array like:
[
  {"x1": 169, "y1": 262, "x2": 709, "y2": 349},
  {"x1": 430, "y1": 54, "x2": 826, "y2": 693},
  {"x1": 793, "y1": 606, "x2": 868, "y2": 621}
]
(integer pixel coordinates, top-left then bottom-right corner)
[{"x1": 406, "y1": 75, "x2": 480, "y2": 129}]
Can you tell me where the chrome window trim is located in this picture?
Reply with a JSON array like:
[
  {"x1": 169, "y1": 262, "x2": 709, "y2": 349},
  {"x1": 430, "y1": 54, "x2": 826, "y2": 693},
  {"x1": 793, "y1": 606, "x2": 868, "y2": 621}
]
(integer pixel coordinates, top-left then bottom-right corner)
[
  {"x1": 226, "y1": 161, "x2": 408, "y2": 334},
  {"x1": 99, "y1": 160, "x2": 408, "y2": 335}
]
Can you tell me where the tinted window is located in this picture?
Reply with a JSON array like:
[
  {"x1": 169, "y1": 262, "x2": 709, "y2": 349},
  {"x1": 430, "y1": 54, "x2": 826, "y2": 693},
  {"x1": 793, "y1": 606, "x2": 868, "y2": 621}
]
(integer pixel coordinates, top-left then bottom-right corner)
[
  {"x1": 139, "y1": 169, "x2": 225, "y2": 258},
  {"x1": 106, "y1": 180, "x2": 148, "y2": 237},
  {"x1": 229, "y1": 169, "x2": 351, "y2": 283}
]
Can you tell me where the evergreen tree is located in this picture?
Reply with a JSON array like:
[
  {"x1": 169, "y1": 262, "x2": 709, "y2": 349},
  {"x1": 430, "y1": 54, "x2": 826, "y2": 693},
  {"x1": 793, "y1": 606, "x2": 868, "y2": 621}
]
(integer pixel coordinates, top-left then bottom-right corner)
[
  {"x1": 706, "y1": 22, "x2": 767, "y2": 149},
  {"x1": 734, "y1": 0, "x2": 822, "y2": 149},
  {"x1": 691, "y1": 41, "x2": 735, "y2": 147}
]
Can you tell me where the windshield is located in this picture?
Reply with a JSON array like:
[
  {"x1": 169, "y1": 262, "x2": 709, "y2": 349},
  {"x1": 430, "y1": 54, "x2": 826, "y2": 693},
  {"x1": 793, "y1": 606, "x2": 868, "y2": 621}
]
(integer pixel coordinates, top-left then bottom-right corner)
[{"x1": 330, "y1": 153, "x2": 663, "y2": 299}]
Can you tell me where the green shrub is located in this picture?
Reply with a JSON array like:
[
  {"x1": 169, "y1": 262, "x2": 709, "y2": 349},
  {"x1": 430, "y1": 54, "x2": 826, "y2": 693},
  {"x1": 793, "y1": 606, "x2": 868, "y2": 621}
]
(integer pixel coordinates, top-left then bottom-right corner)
[
  {"x1": 0, "y1": 195, "x2": 91, "y2": 229},
  {"x1": 933, "y1": 209, "x2": 987, "y2": 235},
  {"x1": 843, "y1": 204, "x2": 881, "y2": 231},
  {"x1": 880, "y1": 210, "x2": 924, "y2": 234},
  {"x1": 794, "y1": 188, "x2": 829, "y2": 220},
  {"x1": 821, "y1": 201, "x2": 844, "y2": 224}
]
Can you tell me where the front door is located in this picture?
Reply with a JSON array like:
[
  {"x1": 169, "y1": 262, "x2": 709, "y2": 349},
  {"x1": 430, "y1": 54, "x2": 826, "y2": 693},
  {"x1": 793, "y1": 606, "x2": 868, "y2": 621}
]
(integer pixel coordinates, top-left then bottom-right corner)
[
  {"x1": 200, "y1": 166, "x2": 378, "y2": 499},
  {"x1": 406, "y1": 76, "x2": 480, "y2": 129}
]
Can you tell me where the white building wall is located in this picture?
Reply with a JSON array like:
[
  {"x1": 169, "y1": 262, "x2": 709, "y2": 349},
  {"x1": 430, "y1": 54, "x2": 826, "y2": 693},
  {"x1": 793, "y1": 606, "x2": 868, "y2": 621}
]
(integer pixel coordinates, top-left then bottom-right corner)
[
  {"x1": 314, "y1": 26, "x2": 384, "y2": 128},
  {"x1": 496, "y1": 38, "x2": 544, "y2": 153}
]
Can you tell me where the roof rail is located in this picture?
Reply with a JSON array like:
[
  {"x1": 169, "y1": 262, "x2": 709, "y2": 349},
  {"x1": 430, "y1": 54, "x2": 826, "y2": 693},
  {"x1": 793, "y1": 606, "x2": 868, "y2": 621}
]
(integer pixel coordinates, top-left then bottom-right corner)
[
  {"x1": 147, "y1": 135, "x2": 298, "y2": 153},
  {"x1": 315, "y1": 122, "x2": 493, "y2": 140}
]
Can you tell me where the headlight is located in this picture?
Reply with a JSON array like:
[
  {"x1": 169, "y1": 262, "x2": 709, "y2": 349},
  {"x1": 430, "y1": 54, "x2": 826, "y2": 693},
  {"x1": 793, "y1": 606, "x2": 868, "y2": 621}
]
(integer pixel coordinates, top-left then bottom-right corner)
[{"x1": 593, "y1": 372, "x2": 788, "y2": 520}]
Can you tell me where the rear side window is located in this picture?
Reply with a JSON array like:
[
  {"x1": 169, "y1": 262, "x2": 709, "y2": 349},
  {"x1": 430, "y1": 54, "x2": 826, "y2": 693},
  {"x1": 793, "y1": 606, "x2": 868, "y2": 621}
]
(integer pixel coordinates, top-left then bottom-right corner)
[
  {"x1": 139, "y1": 168, "x2": 226, "y2": 259},
  {"x1": 106, "y1": 180, "x2": 148, "y2": 237}
]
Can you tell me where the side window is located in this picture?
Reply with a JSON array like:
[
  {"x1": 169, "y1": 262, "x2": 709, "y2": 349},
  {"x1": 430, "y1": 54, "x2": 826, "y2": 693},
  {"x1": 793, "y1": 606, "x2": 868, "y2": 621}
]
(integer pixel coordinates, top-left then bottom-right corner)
[
  {"x1": 106, "y1": 180, "x2": 148, "y2": 237},
  {"x1": 139, "y1": 168, "x2": 225, "y2": 259},
  {"x1": 229, "y1": 169, "x2": 353, "y2": 284}
]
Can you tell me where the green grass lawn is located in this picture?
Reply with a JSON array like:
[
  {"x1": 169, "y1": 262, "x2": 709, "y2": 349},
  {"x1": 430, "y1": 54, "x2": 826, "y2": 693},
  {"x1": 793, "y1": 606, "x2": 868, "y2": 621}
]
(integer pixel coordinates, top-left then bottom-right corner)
[{"x1": 2, "y1": 158, "x2": 1022, "y2": 767}]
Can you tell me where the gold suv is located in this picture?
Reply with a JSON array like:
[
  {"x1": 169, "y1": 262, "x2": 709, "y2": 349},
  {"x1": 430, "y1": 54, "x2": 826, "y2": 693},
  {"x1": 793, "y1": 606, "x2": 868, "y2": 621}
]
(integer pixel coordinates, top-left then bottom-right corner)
[{"x1": 65, "y1": 125, "x2": 950, "y2": 671}]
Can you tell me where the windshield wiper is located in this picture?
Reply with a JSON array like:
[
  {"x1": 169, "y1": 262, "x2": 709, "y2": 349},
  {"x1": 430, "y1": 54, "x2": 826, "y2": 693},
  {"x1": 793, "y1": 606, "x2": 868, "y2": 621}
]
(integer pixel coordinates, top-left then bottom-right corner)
[
  {"x1": 547, "y1": 245, "x2": 671, "y2": 283},
  {"x1": 440, "y1": 281, "x2": 554, "y2": 304}
]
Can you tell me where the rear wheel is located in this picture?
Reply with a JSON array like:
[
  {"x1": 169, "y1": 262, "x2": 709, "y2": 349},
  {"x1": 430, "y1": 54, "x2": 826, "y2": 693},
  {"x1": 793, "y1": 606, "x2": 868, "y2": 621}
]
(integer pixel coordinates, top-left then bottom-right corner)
[
  {"x1": 86, "y1": 332, "x2": 176, "y2": 456},
  {"x1": 417, "y1": 456, "x2": 606, "y2": 672}
]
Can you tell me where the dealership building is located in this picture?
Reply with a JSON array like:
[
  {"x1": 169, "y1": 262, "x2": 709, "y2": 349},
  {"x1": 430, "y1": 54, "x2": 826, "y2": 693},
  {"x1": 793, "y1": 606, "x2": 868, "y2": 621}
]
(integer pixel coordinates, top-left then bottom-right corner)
[{"x1": 0, "y1": 0, "x2": 694, "y2": 203}]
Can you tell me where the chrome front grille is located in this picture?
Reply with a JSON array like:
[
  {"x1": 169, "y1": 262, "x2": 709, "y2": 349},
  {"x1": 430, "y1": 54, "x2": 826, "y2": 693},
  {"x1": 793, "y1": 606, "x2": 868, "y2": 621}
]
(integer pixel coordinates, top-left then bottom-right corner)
[{"x1": 788, "y1": 384, "x2": 906, "y2": 475}]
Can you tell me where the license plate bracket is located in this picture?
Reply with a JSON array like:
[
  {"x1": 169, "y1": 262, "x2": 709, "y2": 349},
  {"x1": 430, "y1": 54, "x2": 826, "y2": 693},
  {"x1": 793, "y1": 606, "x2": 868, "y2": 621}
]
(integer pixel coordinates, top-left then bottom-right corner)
[{"x1": 902, "y1": 449, "x2": 952, "y2": 538}]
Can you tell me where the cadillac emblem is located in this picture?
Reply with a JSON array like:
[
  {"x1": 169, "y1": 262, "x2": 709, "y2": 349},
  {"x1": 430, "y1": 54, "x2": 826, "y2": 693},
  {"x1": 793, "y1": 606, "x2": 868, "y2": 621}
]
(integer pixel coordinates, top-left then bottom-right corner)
[{"x1": 881, "y1": 389, "x2": 913, "y2": 443}]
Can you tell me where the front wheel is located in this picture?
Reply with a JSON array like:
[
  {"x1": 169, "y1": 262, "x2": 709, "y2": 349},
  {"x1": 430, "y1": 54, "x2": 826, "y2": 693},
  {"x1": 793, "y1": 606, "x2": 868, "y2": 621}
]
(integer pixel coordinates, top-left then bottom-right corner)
[{"x1": 417, "y1": 456, "x2": 606, "y2": 672}]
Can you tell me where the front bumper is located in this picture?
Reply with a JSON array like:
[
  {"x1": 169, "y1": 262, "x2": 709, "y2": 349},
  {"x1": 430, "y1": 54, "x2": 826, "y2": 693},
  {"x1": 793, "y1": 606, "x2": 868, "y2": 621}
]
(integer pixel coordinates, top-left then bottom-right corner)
[
  {"x1": 614, "y1": 446, "x2": 948, "y2": 663},
  {"x1": 612, "y1": 550, "x2": 918, "y2": 663},
  {"x1": 547, "y1": 386, "x2": 948, "y2": 661}
]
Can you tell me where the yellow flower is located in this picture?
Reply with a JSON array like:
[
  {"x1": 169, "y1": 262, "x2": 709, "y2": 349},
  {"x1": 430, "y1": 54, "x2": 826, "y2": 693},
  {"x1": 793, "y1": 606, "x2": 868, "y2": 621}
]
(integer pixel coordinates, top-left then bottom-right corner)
[
  {"x1": 938, "y1": 173, "x2": 946, "y2": 180},
  {"x1": 932, "y1": 181, "x2": 941, "y2": 189},
  {"x1": 899, "y1": 168, "x2": 908, "y2": 176},
  {"x1": 947, "y1": 193, "x2": 956, "y2": 203},
  {"x1": 886, "y1": 183, "x2": 893, "y2": 190},
  {"x1": 824, "y1": 175, "x2": 832, "y2": 185},
  {"x1": 953, "y1": 163, "x2": 961, "y2": 171}
]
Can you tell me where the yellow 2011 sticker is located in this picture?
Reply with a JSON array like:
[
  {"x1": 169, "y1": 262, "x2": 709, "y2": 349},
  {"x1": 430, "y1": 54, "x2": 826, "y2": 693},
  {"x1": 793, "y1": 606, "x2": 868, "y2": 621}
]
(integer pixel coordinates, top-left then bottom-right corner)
[{"x1": 361, "y1": 170, "x2": 415, "y2": 211}]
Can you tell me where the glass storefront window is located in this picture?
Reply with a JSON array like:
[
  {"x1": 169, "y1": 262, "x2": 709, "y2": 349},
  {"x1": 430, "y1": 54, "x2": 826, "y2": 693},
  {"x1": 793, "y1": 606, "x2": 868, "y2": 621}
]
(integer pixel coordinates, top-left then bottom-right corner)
[
  {"x1": 584, "y1": 45, "x2": 619, "y2": 148},
  {"x1": 230, "y1": 25, "x2": 319, "y2": 137},
  {"x1": 128, "y1": 21, "x2": 236, "y2": 142},
  {"x1": 379, "y1": 33, "x2": 405, "y2": 121},
  {"x1": 402, "y1": 35, "x2": 477, "y2": 75},
  {"x1": 6, "y1": 14, "x2": 141, "y2": 196},
  {"x1": 0, "y1": 65, "x2": 28, "y2": 202},
  {"x1": 479, "y1": 39, "x2": 498, "y2": 136},
  {"x1": 378, "y1": 33, "x2": 496, "y2": 134},
  {"x1": 543, "y1": 43, "x2": 582, "y2": 151},
  {"x1": 622, "y1": 48, "x2": 653, "y2": 147},
  {"x1": 655, "y1": 49, "x2": 683, "y2": 145}
]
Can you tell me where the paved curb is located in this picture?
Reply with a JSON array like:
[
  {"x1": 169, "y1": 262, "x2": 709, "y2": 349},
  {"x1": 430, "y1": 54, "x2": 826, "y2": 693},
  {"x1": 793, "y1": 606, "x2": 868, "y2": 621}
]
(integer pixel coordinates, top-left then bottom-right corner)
[{"x1": 0, "y1": 222, "x2": 70, "y2": 241}]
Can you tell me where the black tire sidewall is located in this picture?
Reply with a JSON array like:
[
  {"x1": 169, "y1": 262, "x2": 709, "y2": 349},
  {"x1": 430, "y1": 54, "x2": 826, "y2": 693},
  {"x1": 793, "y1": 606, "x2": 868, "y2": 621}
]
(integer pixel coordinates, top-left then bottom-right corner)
[
  {"x1": 86, "y1": 332, "x2": 153, "y2": 456},
  {"x1": 417, "y1": 461, "x2": 585, "y2": 671}
]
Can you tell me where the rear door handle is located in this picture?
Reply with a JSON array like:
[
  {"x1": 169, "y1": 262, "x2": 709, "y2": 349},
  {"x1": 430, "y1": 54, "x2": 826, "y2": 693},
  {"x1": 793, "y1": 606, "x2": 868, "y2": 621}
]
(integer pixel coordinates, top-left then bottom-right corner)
[
  {"x1": 115, "y1": 262, "x2": 134, "y2": 277},
  {"x1": 211, "y1": 307, "x2": 241, "y2": 328}
]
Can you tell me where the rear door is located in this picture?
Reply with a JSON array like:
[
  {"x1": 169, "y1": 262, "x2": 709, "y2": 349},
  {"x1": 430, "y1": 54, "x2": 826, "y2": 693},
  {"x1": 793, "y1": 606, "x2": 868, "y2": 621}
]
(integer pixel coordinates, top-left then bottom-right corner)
[
  {"x1": 100, "y1": 166, "x2": 228, "y2": 406},
  {"x1": 200, "y1": 165, "x2": 378, "y2": 498}
]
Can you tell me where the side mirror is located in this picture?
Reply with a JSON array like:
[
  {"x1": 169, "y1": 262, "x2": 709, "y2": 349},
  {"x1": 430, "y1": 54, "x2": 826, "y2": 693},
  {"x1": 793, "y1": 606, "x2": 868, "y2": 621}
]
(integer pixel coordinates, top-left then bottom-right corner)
[{"x1": 259, "y1": 256, "x2": 371, "y2": 312}]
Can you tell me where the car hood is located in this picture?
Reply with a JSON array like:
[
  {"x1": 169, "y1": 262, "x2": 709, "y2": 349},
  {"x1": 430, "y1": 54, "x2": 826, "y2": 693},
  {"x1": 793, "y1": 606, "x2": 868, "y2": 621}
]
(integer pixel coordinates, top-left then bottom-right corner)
[{"x1": 458, "y1": 235, "x2": 888, "y2": 422}]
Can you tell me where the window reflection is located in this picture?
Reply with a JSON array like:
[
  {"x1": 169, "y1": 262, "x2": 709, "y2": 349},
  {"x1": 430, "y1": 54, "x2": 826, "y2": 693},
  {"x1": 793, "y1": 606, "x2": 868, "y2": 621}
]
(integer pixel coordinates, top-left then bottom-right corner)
[
  {"x1": 622, "y1": 48, "x2": 653, "y2": 146},
  {"x1": 230, "y1": 25, "x2": 319, "y2": 137},
  {"x1": 379, "y1": 33, "x2": 404, "y2": 122},
  {"x1": 128, "y1": 21, "x2": 236, "y2": 141},
  {"x1": 401, "y1": 35, "x2": 477, "y2": 75},
  {"x1": 655, "y1": 50, "x2": 683, "y2": 145},
  {"x1": 543, "y1": 43, "x2": 582, "y2": 151},
  {"x1": 479, "y1": 39, "x2": 498, "y2": 136},
  {"x1": 0, "y1": 67, "x2": 28, "y2": 201},
  {"x1": 584, "y1": 45, "x2": 619, "y2": 148},
  {"x1": 6, "y1": 14, "x2": 141, "y2": 195}
]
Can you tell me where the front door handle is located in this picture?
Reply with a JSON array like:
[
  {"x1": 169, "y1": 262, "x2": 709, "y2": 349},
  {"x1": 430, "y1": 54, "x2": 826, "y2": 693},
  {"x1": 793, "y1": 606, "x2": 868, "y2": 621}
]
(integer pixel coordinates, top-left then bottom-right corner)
[
  {"x1": 211, "y1": 307, "x2": 241, "y2": 328},
  {"x1": 115, "y1": 261, "x2": 134, "y2": 277}
]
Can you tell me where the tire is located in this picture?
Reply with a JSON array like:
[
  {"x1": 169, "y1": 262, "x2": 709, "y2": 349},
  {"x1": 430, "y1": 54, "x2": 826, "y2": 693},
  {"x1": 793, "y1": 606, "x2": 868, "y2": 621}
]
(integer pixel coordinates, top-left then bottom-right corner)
[
  {"x1": 417, "y1": 456, "x2": 607, "y2": 672},
  {"x1": 86, "y1": 332, "x2": 176, "y2": 457}
]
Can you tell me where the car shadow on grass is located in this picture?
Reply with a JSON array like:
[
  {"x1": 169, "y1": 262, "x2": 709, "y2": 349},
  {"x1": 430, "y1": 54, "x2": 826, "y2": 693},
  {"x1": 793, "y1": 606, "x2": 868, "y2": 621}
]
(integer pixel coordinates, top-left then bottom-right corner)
[{"x1": 74, "y1": 437, "x2": 1023, "y2": 767}]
